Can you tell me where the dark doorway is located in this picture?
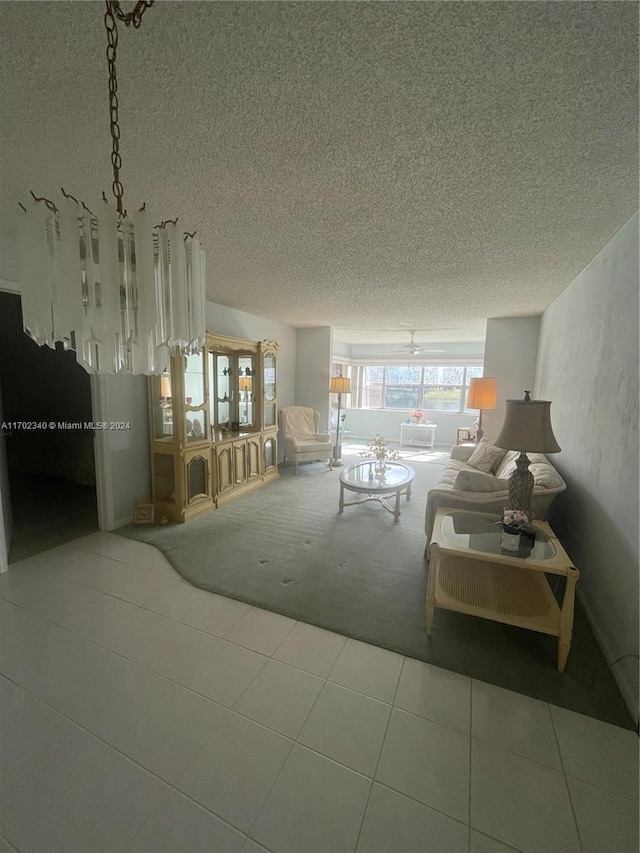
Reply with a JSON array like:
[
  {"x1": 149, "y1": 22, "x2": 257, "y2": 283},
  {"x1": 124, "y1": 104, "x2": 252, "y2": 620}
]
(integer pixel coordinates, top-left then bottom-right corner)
[{"x1": 0, "y1": 292, "x2": 98, "y2": 562}]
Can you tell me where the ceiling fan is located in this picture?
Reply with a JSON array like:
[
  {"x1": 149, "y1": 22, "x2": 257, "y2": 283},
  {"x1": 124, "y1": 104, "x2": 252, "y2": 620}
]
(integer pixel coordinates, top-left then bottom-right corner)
[{"x1": 395, "y1": 330, "x2": 445, "y2": 356}]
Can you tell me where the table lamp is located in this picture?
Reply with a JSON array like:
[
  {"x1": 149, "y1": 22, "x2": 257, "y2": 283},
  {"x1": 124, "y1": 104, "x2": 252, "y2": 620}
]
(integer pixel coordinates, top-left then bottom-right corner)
[
  {"x1": 466, "y1": 377, "x2": 497, "y2": 441},
  {"x1": 494, "y1": 392, "x2": 561, "y2": 519},
  {"x1": 329, "y1": 374, "x2": 351, "y2": 467}
]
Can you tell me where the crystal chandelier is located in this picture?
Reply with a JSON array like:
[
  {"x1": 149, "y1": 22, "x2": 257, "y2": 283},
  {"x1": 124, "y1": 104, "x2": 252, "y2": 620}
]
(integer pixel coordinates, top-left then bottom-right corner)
[{"x1": 17, "y1": 1, "x2": 205, "y2": 375}]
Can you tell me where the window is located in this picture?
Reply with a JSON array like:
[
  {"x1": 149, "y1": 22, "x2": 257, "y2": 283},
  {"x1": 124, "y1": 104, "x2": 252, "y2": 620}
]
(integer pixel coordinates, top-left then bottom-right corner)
[{"x1": 357, "y1": 363, "x2": 484, "y2": 414}]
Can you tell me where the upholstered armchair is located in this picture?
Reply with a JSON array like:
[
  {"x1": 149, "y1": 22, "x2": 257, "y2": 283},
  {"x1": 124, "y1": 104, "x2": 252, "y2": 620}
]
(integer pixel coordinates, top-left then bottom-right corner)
[{"x1": 279, "y1": 406, "x2": 332, "y2": 474}]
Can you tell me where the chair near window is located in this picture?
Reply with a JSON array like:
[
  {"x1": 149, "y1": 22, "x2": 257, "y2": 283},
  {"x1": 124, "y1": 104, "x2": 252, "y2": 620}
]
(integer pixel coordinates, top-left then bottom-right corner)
[{"x1": 279, "y1": 407, "x2": 332, "y2": 475}]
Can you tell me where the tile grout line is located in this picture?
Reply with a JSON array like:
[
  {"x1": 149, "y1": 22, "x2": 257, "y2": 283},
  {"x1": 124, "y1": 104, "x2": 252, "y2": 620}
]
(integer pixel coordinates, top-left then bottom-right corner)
[
  {"x1": 1, "y1": 670, "x2": 253, "y2": 849},
  {"x1": 2, "y1": 563, "x2": 179, "y2": 612},
  {"x1": 352, "y1": 653, "x2": 407, "y2": 852},
  {"x1": 468, "y1": 676, "x2": 474, "y2": 852},
  {"x1": 471, "y1": 830, "x2": 525, "y2": 852},
  {"x1": 241, "y1": 646, "x2": 407, "y2": 849},
  {"x1": 30, "y1": 536, "x2": 180, "y2": 578},
  {"x1": 5, "y1": 598, "x2": 358, "y2": 751},
  {"x1": 14, "y1": 562, "x2": 570, "y2": 757},
  {"x1": 66, "y1": 537, "x2": 180, "y2": 577},
  {"x1": 5, "y1": 602, "x2": 504, "y2": 760},
  {"x1": 549, "y1": 703, "x2": 587, "y2": 853},
  {"x1": 4, "y1": 658, "x2": 481, "y2": 853},
  {"x1": 3, "y1": 615, "x2": 496, "y2": 848},
  {"x1": 5, "y1": 573, "x2": 531, "y2": 751},
  {"x1": 237, "y1": 619, "x2": 339, "y2": 845}
]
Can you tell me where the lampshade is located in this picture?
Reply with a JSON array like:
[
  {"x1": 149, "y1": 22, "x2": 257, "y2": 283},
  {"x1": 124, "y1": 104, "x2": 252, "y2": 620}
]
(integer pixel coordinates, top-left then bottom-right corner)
[
  {"x1": 238, "y1": 377, "x2": 252, "y2": 391},
  {"x1": 467, "y1": 377, "x2": 497, "y2": 411},
  {"x1": 329, "y1": 376, "x2": 351, "y2": 395},
  {"x1": 160, "y1": 374, "x2": 171, "y2": 398},
  {"x1": 495, "y1": 399, "x2": 561, "y2": 453}
]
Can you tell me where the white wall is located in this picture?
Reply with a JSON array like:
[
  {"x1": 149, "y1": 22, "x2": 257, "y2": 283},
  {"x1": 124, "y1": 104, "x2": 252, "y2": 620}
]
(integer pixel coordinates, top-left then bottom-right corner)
[
  {"x1": 534, "y1": 212, "x2": 639, "y2": 722},
  {"x1": 332, "y1": 339, "x2": 351, "y2": 359},
  {"x1": 206, "y1": 300, "x2": 297, "y2": 464},
  {"x1": 205, "y1": 301, "x2": 296, "y2": 415},
  {"x1": 295, "y1": 327, "x2": 332, "y2": 430},
  {"x1": 483, "y1": 317, "x2": 541, "y2": 441},
  {"x1": 92, "y1": 374, "x2": 151, "y2": 530}
]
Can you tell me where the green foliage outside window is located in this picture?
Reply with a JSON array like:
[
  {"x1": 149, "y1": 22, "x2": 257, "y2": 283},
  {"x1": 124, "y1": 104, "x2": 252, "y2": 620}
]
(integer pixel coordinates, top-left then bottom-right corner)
[
  {"x1": 423, "y1": 387, "x2": 462, "y2": 411},
  {"x1": 384, "y1": 386, "x2": 421, "y2": 409}
]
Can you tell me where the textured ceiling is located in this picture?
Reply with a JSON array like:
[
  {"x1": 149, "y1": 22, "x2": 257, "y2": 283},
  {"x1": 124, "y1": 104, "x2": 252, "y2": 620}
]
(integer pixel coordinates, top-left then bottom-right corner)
[{"x1": 0, "y1": 1, "x2": 637, "y2": 345}]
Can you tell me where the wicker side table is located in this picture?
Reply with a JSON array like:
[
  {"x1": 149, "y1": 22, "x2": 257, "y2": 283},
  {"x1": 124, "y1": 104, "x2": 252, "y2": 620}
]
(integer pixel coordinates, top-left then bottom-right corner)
[{"x1": 427, "y1": 508, "x2": 579, "y2": 671}]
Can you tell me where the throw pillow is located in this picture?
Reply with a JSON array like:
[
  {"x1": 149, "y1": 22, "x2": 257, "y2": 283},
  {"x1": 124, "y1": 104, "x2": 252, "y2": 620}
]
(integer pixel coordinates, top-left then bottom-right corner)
[
  {"x1": 466, "y1": 439, "x2": 507, "y2": 474},
  {"x1": 454, "y1": 470, "x2": 510, "y2": 492}
]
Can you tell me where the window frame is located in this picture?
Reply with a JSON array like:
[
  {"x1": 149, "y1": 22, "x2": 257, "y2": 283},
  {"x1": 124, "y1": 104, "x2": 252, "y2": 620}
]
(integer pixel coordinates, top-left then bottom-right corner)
[{"x1": 352, "y1": 360, "x2": 484, "y2": 414}]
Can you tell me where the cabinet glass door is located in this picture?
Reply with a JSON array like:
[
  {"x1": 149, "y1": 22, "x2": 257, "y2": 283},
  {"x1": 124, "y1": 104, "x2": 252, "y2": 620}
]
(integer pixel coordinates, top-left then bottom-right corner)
[
  {"x1": 184, "y1": 352, "x2": 207, "y2": 442},
  {"x1": 151, "y1": 370, "x2": 174, "y2": 440},
  {"x1": 238, "y1": 356, "x2": 255, "y2": 428},
  {"x1": 263, "y1": 352, "x2": 276, "y2": 427},
  {"x1": 214, "y1": 354, "x2": 232, "y2": 428}
]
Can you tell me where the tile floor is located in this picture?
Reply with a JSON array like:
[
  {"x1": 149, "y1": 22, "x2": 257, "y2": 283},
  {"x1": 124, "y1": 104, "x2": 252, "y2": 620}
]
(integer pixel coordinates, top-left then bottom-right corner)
[{"x1": 0, "y1": 531, "x2": 637, "y2": 853}]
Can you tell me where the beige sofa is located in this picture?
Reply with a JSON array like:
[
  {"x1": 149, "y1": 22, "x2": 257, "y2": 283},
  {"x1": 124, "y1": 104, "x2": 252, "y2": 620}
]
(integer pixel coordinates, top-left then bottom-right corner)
[{"x1": 424, "y1": 444, "x2": 567, "y2": 549}]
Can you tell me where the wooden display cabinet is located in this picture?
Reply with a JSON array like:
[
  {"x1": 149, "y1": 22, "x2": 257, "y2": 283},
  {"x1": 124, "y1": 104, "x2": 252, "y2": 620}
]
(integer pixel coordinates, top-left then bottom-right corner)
[{"x1": 148, "y1": 334, "x2": 279, "y2": 522}]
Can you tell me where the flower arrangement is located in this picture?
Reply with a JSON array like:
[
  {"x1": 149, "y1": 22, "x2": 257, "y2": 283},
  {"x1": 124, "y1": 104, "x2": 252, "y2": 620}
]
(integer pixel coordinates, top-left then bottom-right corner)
[
  {"x1": 410, "y1": 409, "x2": 425, "y2": 423},
  {"x1": 502, "y1": 509, "x2": 529, "y2": 530},
  {"x1": 360, "y1": 434, "x2": 401, "y2": 466}
]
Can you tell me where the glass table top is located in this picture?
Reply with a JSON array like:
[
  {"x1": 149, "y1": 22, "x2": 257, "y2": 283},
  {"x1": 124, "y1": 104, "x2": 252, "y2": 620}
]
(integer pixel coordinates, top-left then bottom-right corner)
[
  {"x1": 440, "y1": 511, "x2": 556, "y2": 561},
  {"x1": 341, "y1": 461, "x2": 415, "y2": 490}
]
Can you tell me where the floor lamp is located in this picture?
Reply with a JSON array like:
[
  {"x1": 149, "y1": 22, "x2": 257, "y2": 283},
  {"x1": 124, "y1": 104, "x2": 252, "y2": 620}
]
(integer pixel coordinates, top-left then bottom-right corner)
[
  {"x1": 329, "y1": 374, "x2": 351, "y2": 467},
  {"x1": 467, "y1": 377, "x2": 497, "y2": 442},
  {"x1": 494, "y1": 394, "x2": 561, "y2": 519}
]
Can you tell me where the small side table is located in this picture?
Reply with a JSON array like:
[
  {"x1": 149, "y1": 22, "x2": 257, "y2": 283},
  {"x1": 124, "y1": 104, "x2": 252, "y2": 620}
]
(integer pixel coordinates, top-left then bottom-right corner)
[
  {"x1": 400, "y1": 422, "x2": 437, "y2": 450},
  {"x1": 427, "y1": 508, "x2": 579, "y2": 671},
  {"x1": 456, "y1": 427, "x2": 477, "y2": 445}
]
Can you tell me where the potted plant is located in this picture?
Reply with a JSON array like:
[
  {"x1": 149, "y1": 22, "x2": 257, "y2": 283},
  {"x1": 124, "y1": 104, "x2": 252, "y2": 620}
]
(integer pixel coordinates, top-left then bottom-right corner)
[
  {"x1": 410, "y1": 408, "x2": 425, "y2": 424},
  {"x1": 500, "y1": 509, "x2": 529, "y2": 551},
  {"x1": 361, "y1": 434, "x2": 401, "y2": 473}
]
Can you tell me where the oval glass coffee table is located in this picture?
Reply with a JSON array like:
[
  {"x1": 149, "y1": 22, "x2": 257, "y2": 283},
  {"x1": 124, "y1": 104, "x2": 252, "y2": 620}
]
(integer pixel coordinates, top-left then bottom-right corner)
[{"x1": 338, "y1": 461, "x2": 415, "y2": 523}]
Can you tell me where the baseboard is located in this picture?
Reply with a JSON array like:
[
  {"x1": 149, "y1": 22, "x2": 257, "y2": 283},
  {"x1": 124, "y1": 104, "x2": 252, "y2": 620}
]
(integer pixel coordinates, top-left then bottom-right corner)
[
  {"x1": 97, "y1": 513, "x2": 133, "y2": 531},
  {"x1": 577, "y1": 587, "x2": 639, "y2": 726},
  {"x1": 0, "y1": 278, "x2": 20, "y2": 294},
  {"x1": 345, "y1": 434, "x2": 449, "y2": 450}
]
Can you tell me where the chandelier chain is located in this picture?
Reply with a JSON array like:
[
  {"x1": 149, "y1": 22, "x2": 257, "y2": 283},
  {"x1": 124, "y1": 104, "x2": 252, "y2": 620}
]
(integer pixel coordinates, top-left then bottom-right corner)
[
  {"x1": 104, "y1": 0, "x2": 154, "y2": 216},
  {"x1": 112, "y1": 0, "x2": 153, "y2": 28}
]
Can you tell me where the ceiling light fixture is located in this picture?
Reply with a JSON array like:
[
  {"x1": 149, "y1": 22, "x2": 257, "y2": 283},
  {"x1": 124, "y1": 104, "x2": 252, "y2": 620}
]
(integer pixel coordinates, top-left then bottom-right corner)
[
  {"x1": 404, "y1": 331, "x2": 421, "y2": 355},
  {"x1": 397, "y1": 330, "x2": 445, "y2": 356},
  {"x1": 17, "y1": 0, "x2": 205, "y2": 375}
]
